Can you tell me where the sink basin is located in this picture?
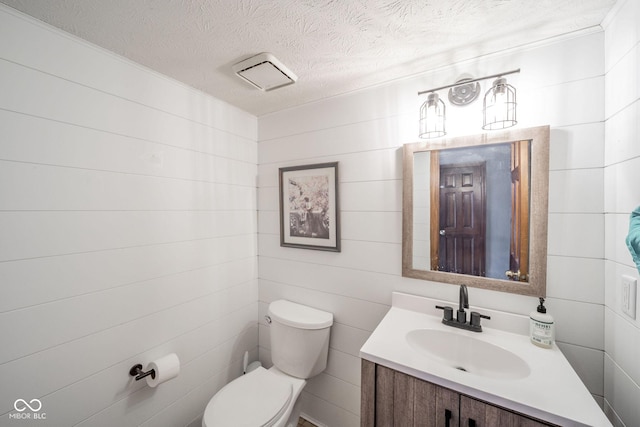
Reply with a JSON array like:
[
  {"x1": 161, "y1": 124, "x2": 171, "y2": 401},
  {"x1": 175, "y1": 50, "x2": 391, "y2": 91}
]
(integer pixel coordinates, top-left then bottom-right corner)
[{"x1": 406, "y1": 329, "x2": 530, "y2": 380}]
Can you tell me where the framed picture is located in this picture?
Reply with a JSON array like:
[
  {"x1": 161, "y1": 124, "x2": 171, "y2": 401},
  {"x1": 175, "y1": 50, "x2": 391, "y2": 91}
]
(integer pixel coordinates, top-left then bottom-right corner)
[{"x1": 279, "y1": 162, "x2": 340, "y2": 252}]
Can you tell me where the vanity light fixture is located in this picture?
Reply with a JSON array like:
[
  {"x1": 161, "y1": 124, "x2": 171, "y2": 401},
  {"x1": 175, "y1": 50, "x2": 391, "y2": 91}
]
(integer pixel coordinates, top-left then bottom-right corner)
[
  {"x1": 448, "y1": 77, "x2": 481, "y2": 106},
  {"x1": 418, "y1": 69, "x2": 520, "y2": 139},
  {"x1": 482, "y1": 77, "x2": 517, "y2": 130},
  {"x1": 419, "y1": 93, "x2": 446, "y2": 138}
]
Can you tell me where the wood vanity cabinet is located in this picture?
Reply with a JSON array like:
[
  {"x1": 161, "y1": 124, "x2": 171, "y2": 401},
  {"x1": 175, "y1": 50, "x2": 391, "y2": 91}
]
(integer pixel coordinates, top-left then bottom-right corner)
[{"x1": 361, "y1": 360, "x2": 557, "y2": 427}]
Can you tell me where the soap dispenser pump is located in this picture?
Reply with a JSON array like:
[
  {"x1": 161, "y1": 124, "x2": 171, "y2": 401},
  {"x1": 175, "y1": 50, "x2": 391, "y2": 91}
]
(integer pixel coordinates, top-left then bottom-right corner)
[{"x1": 530, "y1": 297, "x2": 555, "y2": 348}]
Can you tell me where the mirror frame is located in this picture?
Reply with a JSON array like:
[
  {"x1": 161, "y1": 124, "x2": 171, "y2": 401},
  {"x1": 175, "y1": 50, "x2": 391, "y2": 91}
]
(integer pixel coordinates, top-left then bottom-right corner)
[{"x1": 402, "y1": 125, "x2": 550, "y2": 297}]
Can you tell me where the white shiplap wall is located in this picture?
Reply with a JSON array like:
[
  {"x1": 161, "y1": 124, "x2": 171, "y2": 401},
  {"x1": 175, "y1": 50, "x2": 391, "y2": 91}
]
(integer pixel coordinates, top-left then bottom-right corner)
[
  {"x1": 0, "y1": 5, "x2": 258, "y2": 427},
  {"x1": 603, "y1": 0, "x2": 640, "y2": 425},
  {"x1": 258, "y1": 31, "x2": 608, "y2": 427}
]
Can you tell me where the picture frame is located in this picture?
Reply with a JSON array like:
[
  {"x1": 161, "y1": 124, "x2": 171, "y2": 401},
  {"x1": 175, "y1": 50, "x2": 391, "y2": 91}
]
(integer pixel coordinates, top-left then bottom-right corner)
[{"x1": 279, "y1": 162, "x2": 340, "y2": 252}]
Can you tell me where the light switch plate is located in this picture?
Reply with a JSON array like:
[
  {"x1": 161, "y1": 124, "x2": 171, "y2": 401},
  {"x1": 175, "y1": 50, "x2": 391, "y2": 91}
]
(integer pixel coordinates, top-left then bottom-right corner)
[{"x1": 621, "y1": 275, "x2": 637, "y2": 320}]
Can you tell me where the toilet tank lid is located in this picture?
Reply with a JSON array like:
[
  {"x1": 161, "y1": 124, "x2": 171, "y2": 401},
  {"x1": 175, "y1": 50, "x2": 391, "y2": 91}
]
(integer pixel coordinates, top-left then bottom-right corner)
[{"x1": 268, "y1": 300, "x2": 333, "y2": 329}]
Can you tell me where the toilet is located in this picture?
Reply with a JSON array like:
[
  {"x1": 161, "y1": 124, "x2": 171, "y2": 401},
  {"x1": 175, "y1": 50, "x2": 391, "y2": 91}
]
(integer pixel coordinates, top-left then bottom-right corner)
[{"x1": 202, "y1": 300, "x2": 333, "y2": 427}]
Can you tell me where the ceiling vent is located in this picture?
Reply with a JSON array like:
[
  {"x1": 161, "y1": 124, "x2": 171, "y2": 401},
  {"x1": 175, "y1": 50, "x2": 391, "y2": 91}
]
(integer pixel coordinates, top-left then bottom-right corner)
[{"x1": 232, "y1": 53, "x2": 297, "y2": 91}]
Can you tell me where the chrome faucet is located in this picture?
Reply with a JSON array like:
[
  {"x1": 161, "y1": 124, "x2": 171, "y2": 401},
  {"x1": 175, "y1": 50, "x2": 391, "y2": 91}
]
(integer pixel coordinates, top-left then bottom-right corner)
[{"x1": 436, "y1": 284, "x2": 490, "y2": 332}]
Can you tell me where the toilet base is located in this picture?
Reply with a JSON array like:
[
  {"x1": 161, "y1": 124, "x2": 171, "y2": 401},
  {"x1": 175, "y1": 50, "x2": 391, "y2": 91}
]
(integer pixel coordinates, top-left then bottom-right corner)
[
  {"x1": 283, "y1": 394, "x2": 303, "y2": 427},
  {"x1": 267, "y1": 367, "x2": 306, "y2": 427}
]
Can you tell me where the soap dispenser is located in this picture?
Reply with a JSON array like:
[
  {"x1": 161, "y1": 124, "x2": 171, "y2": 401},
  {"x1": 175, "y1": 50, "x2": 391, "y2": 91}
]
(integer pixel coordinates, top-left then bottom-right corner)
[{"x1": 530, "y1": 297, "x2": 555, "y2": 348}]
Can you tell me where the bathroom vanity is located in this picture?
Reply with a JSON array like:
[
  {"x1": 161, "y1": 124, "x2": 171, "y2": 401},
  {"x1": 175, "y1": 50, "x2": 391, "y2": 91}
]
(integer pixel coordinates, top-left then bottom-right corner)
[
  {"x1": 362, "y1": 360, "x2": 551, "y2": 426},
  {"x1": 360, "y1": 293, "x2": 612, "y2": 427}
]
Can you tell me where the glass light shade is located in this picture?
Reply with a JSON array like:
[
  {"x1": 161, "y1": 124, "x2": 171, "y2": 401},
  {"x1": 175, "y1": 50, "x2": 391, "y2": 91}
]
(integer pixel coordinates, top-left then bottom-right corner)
[
  {"x1": 483, "y1": 77, "x2": 517, "y2": 130},
  {"x1": 419, "y1": 93, "x2": 446, "y2": 138}
]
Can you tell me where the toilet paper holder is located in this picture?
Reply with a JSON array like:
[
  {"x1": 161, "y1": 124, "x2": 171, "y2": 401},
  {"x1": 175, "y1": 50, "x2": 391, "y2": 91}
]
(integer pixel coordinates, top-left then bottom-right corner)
[{"x1": 129, "y1": 364, "x2": 156, "y2": 381}]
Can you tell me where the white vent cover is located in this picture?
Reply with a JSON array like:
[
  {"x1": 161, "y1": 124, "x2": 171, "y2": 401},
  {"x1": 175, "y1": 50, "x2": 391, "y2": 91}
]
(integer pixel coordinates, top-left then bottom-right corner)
[{"x1": 232, "y1": 53, "x2": 297, "y2": 91}]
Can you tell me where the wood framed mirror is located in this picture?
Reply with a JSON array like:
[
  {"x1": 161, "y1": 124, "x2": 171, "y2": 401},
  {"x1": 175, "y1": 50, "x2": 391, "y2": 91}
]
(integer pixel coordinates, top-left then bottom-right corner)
[{"x1": 402, "y1": 126, "x2": 549, "y2": 296}]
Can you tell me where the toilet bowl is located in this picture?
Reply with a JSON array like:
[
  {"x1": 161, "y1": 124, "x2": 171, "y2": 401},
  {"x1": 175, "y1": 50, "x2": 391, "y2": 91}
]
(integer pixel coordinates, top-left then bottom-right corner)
[{"x1": 202, "y1": 300, "x2": 333, "y2": 427}]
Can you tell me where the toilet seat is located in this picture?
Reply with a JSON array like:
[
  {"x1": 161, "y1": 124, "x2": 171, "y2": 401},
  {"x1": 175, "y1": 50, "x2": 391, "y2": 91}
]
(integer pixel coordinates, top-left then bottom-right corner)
[{"x1": 202, "y1": 367, "x2": 293, "y2": 427}]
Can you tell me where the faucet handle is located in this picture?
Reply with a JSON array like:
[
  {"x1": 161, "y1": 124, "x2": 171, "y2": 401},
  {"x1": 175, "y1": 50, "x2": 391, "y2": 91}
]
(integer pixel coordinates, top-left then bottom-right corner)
[
  {"x1": 470, "y1": 311, "x2": 491, "y2": 328},
  {"x1": 435, "y1": 305, "x2": 453, "y2": 321}
]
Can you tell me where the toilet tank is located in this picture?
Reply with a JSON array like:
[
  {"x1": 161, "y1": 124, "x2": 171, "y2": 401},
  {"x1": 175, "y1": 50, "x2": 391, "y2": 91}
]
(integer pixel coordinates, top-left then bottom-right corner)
[{"x1": 267, "y1": 300, "x2": 333, "y2": 379}]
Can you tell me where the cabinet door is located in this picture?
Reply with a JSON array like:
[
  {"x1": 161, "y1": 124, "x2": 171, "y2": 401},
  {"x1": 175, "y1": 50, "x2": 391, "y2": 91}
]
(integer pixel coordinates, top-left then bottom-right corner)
[
  {"x1": 393, "y1": 367, "x2": 416, "y2": 426},
  {"x1": 391, "y1": 369, "x2": 459, "y2": 427},
  {"x1": 460, "y1": 395, "x2": 554, "y2": 427},
  {"x1": 433, "y1": 384, "x2": 460, "y2": 427},
  {"x1": 413, "y1": 377, "x2": 437, "y2": 427},
  {"x1": 361, "y1": 361, "x2": 460, "y2": 427}
]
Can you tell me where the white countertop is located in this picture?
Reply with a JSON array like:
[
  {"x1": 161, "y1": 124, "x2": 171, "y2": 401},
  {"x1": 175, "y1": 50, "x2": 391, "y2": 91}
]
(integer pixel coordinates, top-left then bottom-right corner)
[{"x1": 360, "y1": 292, "x2": 612, "y2": 427}]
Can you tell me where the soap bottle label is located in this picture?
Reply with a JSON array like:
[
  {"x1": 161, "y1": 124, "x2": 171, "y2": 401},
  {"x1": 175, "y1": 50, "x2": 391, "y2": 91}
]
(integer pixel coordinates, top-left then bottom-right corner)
[{"x1": 530, "y1": 318, "x2": 554, "y2": 346}]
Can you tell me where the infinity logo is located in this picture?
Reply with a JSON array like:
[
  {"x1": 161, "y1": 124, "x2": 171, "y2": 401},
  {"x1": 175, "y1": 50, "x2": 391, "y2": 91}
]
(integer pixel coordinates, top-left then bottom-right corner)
[{"x1": 14, "y1": 399, "x2": 42, "y2": 412}]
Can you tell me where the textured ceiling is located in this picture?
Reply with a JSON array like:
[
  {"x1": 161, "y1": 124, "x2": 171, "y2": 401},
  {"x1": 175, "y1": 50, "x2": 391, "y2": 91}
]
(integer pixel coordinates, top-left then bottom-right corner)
[{"x1": 1, "y1": 0, "x2": 616, "y2": 116}]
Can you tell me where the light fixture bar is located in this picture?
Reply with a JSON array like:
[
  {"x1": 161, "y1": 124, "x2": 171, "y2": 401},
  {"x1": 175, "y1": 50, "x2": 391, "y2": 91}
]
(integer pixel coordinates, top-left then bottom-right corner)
[{"x1": 418, "y1": 69, "x2": 520, "y2": 96}]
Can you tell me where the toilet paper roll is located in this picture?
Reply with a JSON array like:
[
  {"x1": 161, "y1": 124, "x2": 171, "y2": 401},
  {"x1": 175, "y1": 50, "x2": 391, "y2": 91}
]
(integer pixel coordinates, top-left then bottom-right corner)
[{"x1": 146, "y1": 353, "x2": 180, "y2": 388}]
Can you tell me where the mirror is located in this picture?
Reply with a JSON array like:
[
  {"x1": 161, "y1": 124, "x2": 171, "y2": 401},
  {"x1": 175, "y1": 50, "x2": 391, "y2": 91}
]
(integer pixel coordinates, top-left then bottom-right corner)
[{"x1": 402, "y1": 126, "x2": 549, "y2": 296}]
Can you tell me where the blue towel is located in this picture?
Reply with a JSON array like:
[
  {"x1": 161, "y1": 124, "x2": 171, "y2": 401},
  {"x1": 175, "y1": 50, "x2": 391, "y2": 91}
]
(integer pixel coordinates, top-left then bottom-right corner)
[{"x1": 627, "y1": 205, "x2": 640, "y2": 273}]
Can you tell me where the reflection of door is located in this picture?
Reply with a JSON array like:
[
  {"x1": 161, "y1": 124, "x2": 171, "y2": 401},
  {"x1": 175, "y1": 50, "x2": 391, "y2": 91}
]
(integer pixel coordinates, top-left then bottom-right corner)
[
  {"x1": 437, "y1": 163, "x2": 486, "y2": 276},
  {"x1": 508, "y1": 140, "x2": 530, "y2": 281}
]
